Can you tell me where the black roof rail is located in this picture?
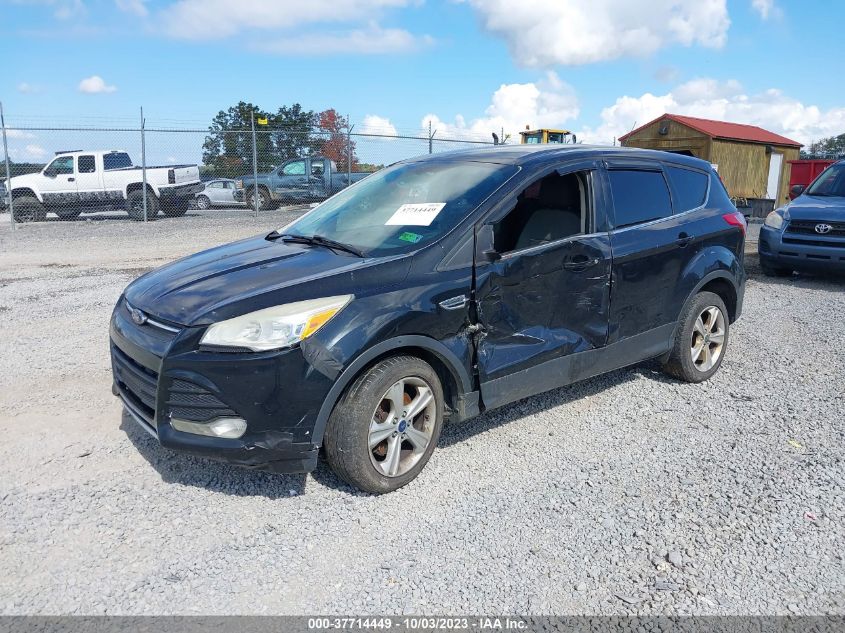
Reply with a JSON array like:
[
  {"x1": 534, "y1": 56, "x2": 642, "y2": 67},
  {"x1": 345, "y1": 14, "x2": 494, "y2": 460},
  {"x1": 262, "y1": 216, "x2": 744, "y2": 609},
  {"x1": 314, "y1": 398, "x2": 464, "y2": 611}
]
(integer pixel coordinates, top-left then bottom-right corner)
[{"x1": 55, "y1": 149, "x2": 82, "y2": 155}]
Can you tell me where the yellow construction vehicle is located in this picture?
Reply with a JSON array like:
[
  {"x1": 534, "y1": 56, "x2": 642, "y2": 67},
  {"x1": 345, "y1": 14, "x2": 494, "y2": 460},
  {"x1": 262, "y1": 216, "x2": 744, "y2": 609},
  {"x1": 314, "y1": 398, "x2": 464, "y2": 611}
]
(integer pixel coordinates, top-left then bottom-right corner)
[{"x1": 519, "y1": 128, "x2": 577, "y2": 144}]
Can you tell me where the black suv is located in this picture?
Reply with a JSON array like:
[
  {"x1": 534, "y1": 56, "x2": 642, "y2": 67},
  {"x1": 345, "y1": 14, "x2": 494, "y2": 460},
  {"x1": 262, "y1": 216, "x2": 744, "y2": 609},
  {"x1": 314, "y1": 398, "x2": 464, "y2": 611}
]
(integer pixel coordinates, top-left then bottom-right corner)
[{"x1": 111, "y1": 145, "x2": 746, "y2": 493}]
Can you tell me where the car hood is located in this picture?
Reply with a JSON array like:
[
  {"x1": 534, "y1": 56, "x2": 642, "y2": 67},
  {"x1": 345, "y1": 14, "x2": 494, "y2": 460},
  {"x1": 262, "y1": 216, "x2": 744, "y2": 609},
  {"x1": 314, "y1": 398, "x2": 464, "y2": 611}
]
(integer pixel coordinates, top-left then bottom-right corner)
[
  {"x1": 124, "y1": 235, "x2": 410, "y2": 326},
  {"x1": 787, "y1": 194, "x2": 845, "y2": 220},
  {"x1": 7, "y1": 172, "x2": 41, "y2": 190}
]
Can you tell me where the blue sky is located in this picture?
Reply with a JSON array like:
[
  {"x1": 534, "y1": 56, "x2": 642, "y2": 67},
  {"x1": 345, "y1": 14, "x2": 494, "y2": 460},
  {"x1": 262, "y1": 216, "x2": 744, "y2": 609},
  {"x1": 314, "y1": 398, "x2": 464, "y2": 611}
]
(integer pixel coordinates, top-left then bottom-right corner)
[{"x1": 2, "y1": 0, "x2": 844, "y2": 165}]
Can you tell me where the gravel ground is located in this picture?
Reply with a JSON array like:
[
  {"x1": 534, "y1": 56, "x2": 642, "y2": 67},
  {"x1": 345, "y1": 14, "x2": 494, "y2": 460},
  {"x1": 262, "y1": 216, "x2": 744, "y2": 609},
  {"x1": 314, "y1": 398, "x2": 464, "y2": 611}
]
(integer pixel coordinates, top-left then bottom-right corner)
[{"x1": 0, "y1": 210, "x2": 843, "y2": 616}]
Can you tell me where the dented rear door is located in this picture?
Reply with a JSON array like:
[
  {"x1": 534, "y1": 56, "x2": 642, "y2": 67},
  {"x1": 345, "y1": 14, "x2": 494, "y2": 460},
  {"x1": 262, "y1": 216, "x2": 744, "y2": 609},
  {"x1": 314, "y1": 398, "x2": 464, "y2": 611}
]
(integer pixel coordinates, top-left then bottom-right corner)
[{"x1": 474, "y1": 166, "x2": 612, "y2": 410}]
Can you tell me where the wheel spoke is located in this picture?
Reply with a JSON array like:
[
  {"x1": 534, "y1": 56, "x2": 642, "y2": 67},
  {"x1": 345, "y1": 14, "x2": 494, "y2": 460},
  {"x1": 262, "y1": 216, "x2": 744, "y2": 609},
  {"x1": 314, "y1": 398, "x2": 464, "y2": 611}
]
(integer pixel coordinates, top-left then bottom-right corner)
[
  {"x1": 691, "y1": 341, "x2": 705, "y2": 363},
  {"x1": 694, "y1": 316, "x2": 706, "y2": 337},
  {"x1": 368, "y1": 424, "x2": 394, "y2": 449},
  {"x1": 709, "y1": 332, "x2": 725, "y2": 345},
  {"x1": 385, "y1": 381, "x2": 406, "y2": 415},
  {"x1": 704, "y1": 307, "x2": 719, "y2": 332},
  {"x1": 384, "y1": 435, "x2": 402, "y2": 476},
  {"x1": 404, "y1": 426, "x2": 430, "y2": 452},
  {"x1": 404, "y1": 387, "x2": 433, "y2": 421},
  {"x1": 700, "y1": 344, "x2": 712, "y2": 370}
]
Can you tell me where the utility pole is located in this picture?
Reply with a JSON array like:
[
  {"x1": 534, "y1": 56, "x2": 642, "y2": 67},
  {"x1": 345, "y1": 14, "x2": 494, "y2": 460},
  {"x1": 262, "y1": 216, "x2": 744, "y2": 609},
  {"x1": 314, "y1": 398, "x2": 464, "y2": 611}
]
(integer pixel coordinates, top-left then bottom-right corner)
[
  {"x1": 251, "y1": 111, "x2": 259, "y2": 218},
  {"x1": 1, "y1": 101, "x2": 14, "y2": 230},
  {"x1": 140, "y1": 107, "x2": 148, "y2": 222}
]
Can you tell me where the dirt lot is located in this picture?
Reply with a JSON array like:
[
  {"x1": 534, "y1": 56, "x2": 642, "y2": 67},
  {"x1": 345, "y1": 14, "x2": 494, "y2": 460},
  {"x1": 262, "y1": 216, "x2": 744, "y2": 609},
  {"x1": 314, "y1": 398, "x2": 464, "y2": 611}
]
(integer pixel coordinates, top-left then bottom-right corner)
[{"x1": 0, "y1": 210, "x2": 843, "y2": 615}]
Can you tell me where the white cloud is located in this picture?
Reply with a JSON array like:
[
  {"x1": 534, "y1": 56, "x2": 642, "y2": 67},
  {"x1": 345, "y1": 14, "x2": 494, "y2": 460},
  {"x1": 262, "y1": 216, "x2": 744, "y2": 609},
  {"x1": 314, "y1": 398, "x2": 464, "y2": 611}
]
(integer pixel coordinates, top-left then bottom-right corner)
[
  {"x1": 464, "y1": 0, "x2": 730, "y2": 66},
  {"x1": 5, "y1": 130, "x2": 37, "y2": 139},
  {"x1": 24, "y1": 144, "x2": 47, "y2": 159},
  {"x1": 751, "y1": 0, "x2": 778, "y2": 19},
  {"x1": 78, "y1": 75, "x2": 117, "y2": 93},
  {"x1": 360, "y1": 115, "x2": 398, "y2": 137},
  {"x1": 577, "y1": 78, "x2": 845, "y2": 146},
  {"x1": 422, "y1": 72, "x2": 579, "y2": 142},
  {"x1": 255, "y1": 24, "x2": 432, "y2": 55},
  {"x1": 115, "y1": 0, "x2": 148, "y2": 17},
  {"x1": 17, "y1": 82, "x2": 39, "y2": 94},
  {"x1": 158, "y1": 0, "x2": 411, "y2": 40}
]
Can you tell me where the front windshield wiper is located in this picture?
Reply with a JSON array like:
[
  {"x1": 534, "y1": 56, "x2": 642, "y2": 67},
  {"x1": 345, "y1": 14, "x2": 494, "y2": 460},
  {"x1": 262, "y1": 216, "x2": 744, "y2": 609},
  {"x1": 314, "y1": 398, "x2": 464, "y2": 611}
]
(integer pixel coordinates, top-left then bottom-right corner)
[{"x1": 275, "y1": 232, "x2": 366, "y2": 257}]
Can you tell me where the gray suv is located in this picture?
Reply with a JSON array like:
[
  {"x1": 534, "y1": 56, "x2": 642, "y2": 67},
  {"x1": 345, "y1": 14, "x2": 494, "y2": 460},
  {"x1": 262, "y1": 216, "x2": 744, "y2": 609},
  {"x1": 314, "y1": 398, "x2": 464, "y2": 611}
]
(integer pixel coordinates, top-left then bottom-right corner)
[{"x1": 759, "y1": 160, "x2": 845, "y2": 275}]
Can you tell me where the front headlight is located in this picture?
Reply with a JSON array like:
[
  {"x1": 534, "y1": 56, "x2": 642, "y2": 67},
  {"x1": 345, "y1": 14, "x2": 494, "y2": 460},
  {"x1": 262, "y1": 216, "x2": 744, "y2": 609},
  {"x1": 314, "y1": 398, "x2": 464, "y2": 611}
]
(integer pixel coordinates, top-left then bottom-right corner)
[
  {"x1": 764, "y1": 209, "x2": 786, "y2": 230},
  {"x1": 235, "y1": 180, "x2": 243, "y2": 189},
  {"x1": 200, "y1": 295, "x2": 352, "y2": 351}
]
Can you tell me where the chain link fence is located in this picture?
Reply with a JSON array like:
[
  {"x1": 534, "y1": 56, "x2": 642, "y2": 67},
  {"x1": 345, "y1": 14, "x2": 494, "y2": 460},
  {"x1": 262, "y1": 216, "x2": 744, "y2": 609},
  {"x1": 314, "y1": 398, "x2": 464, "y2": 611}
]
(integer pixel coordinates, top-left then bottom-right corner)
[{"x1": 0, "y1": 111, "x2": 497, "y2": 226}]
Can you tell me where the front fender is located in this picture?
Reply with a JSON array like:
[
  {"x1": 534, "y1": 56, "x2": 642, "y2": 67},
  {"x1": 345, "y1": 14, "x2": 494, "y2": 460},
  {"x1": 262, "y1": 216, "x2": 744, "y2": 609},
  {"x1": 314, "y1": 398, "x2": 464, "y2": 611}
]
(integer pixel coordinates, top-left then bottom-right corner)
[{"x1": 307, "y1": 334, "x2": 475, "y2": 448}]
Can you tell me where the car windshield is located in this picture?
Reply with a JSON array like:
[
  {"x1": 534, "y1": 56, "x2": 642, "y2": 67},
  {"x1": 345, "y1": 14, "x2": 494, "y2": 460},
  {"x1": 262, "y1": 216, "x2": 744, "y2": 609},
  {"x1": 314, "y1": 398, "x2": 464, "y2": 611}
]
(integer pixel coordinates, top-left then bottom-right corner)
[
  {"x1": 280, "y1": 160, "x2": 519, "y2": 256},
  {"x1": 807, "y1": 163, "x2": 845, "y2": 197}
]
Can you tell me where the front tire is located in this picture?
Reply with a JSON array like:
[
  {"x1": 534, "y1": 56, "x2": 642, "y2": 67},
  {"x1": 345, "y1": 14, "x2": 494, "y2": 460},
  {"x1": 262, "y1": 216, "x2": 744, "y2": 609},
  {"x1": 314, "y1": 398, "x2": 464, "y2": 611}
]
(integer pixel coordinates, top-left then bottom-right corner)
[
  {"x1": 12, "y1": 196, "x2": 47, "y2": 223},
  {"x1": 195, "y1": 195, "x2": 211, "y2": 210},
  {"x1": 662, "y1": 291, "x2": 729, "y2": 383},
  {"x1": 246, "y1": 187, "x2": 272, "y2": 211},
  {"x1": 324, "y1": 355, "x2": 444, "y2": 494},
  {"x1": 125, "y1": 190, "x2": 158, "y2": 221}
]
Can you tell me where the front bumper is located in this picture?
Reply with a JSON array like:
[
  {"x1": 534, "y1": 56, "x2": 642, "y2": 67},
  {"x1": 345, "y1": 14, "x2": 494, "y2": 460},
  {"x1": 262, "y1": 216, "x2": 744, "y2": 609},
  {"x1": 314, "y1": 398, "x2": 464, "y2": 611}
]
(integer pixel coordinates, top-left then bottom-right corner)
[
  {"x1": 759, "y1": 224, "x2": 845, "y2": 272},
  {"x1": 110, "y1": 300, "x2": 333, "y2": 474}
]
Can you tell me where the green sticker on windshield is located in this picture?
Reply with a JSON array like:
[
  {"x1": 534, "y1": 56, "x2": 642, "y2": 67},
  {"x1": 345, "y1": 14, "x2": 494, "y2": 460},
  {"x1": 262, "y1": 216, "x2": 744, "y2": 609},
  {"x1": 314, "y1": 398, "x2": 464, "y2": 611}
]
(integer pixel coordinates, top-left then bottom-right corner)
[{"x1": 399, "y1": 231, "x2": 423, "y2": 244}]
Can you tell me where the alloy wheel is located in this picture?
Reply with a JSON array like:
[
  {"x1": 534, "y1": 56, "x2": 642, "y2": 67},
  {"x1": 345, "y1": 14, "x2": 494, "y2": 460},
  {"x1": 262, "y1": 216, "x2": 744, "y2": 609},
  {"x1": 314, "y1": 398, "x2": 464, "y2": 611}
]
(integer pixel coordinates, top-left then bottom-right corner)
[
  {"x1": 368, "y1": 377, "x2": 437, "y2": 477},
  {"x1": 690, "y1": 305, "x2": 726, "y2": 372}
]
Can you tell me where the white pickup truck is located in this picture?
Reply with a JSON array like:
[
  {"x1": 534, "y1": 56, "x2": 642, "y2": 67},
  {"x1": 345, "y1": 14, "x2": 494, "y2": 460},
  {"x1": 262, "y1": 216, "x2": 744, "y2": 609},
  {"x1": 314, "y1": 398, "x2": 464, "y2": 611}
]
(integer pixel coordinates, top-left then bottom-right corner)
[{"x1": 5, "y1": 150, "x2": 203, "y2": 222}]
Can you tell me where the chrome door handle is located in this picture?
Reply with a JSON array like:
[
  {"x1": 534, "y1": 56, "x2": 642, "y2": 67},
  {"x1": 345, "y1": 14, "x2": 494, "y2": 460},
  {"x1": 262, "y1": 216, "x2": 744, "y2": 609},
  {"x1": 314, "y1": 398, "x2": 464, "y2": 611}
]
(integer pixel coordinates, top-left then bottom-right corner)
[{"x1": 439, "y1": 295, "x2": 468, "y2": 310}]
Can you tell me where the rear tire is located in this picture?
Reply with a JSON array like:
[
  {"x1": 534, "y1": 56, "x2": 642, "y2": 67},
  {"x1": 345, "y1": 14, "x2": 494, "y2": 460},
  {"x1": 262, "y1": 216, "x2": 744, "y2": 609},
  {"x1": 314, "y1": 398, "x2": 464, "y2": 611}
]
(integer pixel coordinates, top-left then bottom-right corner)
[
  {"x1": 125, "y1": 190, "x2": 158, "y2": 221},
  {"x1": 161, "y1": 198, "x2": 190, "y2": 218},
  {"x1": 195, "y1": 195, "x2": 211, "y2": 210},
  {"x1": 323, "y1": 355, "x2": 444, "y2": 494},
  {"x1": 760, "y1": 262, "x2": 792, "y2": 277},
  {"x1": 12, "y1": 196, "x2": 46, "y2": 223},
  {"x1": 662, "y1": 291, "x2": 729, "y2": 384}
]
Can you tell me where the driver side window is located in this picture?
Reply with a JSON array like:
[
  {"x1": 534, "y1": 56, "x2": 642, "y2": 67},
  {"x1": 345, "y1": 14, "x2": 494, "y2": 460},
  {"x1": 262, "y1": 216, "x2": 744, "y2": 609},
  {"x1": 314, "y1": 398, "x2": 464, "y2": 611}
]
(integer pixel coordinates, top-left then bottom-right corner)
[
  {"x1": 282, "y1": 161, "x2": 306, "y2": 176},
  {"x1": 47, "y1": 156, "x2": 74, "y2": 176},
  {"x1": 493, "y1": 170, "x2": 591, "y2": 253}
]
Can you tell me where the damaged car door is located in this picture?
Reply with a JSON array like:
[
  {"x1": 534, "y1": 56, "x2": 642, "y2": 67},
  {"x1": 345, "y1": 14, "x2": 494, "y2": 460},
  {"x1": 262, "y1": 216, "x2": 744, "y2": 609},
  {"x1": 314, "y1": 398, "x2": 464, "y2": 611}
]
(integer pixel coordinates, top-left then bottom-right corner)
[{"x1": 473, "y1": 162, "x2": 612, "y2": 409}]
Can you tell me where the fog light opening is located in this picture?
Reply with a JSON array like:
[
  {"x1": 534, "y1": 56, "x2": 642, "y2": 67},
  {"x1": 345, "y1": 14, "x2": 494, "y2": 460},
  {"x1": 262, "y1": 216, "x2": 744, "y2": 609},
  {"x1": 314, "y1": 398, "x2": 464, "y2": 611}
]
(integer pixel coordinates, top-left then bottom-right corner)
[{"x1": 170, "y1": 417, "x2": 247, "y2": 439}]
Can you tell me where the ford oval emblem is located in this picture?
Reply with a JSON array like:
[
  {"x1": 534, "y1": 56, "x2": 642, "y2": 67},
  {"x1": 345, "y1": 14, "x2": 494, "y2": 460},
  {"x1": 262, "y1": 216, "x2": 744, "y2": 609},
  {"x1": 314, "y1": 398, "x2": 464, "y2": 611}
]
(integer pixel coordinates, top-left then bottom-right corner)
[{"x1": 130, "y1": 307, "x2": 148, "y2": 326}]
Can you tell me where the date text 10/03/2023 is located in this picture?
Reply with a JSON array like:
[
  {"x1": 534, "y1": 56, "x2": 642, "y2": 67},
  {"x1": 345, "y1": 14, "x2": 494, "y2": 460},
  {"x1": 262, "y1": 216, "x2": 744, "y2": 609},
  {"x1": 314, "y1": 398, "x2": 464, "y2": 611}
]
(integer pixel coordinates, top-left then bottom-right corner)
[{"x1": 307, "y1": 617, "x2": 529, "y2": 630}]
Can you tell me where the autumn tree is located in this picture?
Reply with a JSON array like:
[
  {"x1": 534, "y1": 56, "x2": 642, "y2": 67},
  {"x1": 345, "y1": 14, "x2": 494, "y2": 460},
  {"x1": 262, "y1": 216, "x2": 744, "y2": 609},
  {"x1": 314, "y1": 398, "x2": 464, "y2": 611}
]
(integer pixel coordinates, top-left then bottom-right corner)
[{"x1": 317, "y1": 109, "x2": 359, "y2": 168}]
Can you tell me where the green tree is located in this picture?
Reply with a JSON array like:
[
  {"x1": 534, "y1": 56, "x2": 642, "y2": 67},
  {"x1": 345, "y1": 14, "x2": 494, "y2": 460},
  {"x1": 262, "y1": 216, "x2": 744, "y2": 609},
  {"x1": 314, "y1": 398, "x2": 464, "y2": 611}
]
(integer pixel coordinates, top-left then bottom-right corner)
[
  {"x1": 801, "y1": 132, "x2": 845, "y2": 158},
  {"x1": 202, "y1": 101, "x2": 319, "y2": 178}
]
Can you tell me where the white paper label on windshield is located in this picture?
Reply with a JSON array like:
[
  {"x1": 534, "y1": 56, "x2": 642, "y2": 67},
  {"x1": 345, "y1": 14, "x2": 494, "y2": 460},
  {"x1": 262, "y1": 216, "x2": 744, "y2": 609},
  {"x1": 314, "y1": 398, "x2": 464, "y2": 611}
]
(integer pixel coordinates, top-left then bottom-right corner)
[{"x1": 385, "y1": 203, "x2": 446, "y2": 226}]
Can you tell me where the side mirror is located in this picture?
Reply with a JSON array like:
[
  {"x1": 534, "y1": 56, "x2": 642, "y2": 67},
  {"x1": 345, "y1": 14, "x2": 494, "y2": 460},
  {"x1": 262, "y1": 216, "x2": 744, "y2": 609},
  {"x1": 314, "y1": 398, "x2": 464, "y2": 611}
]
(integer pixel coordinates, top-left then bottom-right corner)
[
  {"x1": 790, "y1": 184, "x2": 805, "y2": 199},
  {"x1": 476, "y1": 224, "x2": 501, "y2": 262},
  {"x1": 44, "y1": 167, "x2": 56, "y2": 178}
]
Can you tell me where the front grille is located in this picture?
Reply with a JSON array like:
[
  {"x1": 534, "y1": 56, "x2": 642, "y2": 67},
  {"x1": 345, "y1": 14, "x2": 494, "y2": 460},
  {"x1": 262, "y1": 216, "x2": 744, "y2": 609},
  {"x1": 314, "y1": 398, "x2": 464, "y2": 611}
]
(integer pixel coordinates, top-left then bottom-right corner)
[
  {"x1": 782, "y1": 236, "x2": 845, "y2": 249},
  {"x1": 786, "y1": 220, "x2": 845, "y2": 237},
  {"x1": 112, "y1": 345, "x2": 158, "y2": 424},
  {"x1": 166, "y1": 378, "x2": 237, "y2": 422}
]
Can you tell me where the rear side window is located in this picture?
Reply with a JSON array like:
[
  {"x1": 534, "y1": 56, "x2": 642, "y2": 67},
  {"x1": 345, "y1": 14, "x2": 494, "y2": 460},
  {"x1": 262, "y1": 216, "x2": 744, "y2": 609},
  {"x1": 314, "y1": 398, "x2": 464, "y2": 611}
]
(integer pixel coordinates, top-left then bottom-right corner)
[
  {"x1": 608, "y1": 170, "x2": 673, "y2": 228},
  {"x1": 78, "y1": 155, "x2": 96, "y2": 173},
  {"x1": 103, "y1": 153, "x2": 132, "y2": 170},
  {"x1": 666, "y1": 166, "x2": 708, "y2": 212}
]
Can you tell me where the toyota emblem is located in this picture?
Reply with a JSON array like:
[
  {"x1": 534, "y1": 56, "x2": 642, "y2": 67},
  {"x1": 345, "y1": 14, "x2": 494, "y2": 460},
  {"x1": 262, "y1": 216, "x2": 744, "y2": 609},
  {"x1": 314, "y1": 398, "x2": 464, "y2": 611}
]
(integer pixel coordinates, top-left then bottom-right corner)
[
  {"x1": 815, "y1": 223, "x2": 833, "y2": 234},
  {"x1": 130, "y1": 307, "x2": 148, "y2": 326}
]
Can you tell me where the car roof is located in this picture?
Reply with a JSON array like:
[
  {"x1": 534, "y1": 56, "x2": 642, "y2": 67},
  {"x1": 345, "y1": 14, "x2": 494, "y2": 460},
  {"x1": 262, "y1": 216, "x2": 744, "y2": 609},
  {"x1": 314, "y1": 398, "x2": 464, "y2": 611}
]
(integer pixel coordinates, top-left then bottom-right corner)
[{"x1": 405, "y1": 144, "x2": 712, "y2": 171}]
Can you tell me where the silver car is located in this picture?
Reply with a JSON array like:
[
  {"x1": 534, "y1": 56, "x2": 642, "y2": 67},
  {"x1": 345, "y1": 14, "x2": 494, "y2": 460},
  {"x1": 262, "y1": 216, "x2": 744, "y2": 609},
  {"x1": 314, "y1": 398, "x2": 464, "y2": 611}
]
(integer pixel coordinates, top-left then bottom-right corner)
[{"x1": 195, "y1": 179, "x2": 244, "y2": 209}]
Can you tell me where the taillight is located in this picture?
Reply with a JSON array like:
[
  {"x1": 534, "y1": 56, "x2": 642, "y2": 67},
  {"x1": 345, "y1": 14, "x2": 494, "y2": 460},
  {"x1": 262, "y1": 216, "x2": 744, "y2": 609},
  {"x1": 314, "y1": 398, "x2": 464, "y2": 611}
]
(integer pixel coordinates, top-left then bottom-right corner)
[
  {"x1": 168, "y1": 168, "x2": 175, "y2": 184},
  {"x1": 722, "y1": 211, "x2": 747, "y2": 236}
]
